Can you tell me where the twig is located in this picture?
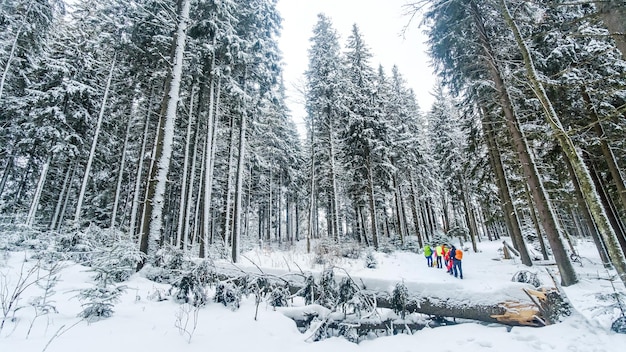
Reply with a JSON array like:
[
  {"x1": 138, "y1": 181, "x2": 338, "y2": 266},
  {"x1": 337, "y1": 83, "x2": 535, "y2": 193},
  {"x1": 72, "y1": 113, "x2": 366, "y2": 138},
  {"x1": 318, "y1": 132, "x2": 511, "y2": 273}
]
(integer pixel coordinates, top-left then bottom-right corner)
[{"x1": 41, "y1": 319, "x2": 82, "y2": 352}]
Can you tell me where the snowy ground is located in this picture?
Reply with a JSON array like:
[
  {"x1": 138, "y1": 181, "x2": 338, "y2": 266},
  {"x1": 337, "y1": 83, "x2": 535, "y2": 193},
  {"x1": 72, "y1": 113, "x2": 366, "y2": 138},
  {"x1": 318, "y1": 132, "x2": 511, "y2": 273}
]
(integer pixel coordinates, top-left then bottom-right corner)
[{"x1": 1, "y1": 237, "x2": 625, "y2": 351}]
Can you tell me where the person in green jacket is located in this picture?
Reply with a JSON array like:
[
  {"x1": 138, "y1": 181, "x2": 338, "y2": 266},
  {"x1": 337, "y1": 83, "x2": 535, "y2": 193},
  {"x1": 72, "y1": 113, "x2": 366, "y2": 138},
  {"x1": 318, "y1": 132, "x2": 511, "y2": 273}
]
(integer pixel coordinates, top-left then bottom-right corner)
[{"x1": 423, "y1": 244, "x2": 433, "y2": 267}]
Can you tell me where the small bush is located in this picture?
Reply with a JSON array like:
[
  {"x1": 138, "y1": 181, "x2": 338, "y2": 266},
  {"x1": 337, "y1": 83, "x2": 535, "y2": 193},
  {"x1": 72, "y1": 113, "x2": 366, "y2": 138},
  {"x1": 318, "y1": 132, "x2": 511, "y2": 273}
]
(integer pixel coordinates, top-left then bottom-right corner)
[
  {"x1": 77, "y1": 285, "x2": 126, "y2": 322},
  {"x1": 364, "y1": 251, "x2": 377, "y2": 269},
  {"x1": 612, "y1": 316, "x2": 626, "y2": 334},
  {"x1": 214, "y1": 282, "x2": 241, "y2": 310},
  {"x1": 391, "y1": 282, "x2": 409, "y2": 319},
  {"x1": 269, "y1": 284, "x2": 289, "y2": 308}
]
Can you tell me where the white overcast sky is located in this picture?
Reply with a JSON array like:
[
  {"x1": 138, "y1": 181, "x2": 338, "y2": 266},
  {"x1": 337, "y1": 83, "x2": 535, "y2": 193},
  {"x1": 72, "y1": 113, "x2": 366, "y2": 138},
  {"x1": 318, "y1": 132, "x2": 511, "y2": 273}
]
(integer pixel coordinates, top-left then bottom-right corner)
[{"x1": 276, "y1": 0, "x2": 437, "y2": 130}]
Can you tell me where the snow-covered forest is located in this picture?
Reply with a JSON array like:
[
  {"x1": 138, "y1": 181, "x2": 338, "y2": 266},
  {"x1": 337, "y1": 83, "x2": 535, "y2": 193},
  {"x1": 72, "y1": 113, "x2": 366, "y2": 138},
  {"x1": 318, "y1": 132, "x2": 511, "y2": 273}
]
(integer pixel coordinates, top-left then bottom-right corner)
[{"x1": 1, "y1": 0, "x2": 626, "y2": 349}]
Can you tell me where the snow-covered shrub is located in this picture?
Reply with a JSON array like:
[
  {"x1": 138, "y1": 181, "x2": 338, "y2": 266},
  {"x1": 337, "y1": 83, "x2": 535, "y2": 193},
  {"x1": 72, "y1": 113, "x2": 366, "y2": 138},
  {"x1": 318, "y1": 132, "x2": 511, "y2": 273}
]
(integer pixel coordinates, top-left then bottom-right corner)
[
  {"x1": 192, "y1": 259, "x2": 216, "y2": 285},
  {"x1": 268, "y1": 284, "x2": 289, "y2": 308},
  {"x1": 391, "y1": 282, "x2": 409, "y2": 319},
  {"x1": 377, "y1": 239, "x2": 395, "y2": 254},
  {"x1": 300, "y1": 274, "x2": 318, "y2": 305},
  {"x1": 77, "y1": 285, "x2": 126, "y2": 322},
  {"x1": 337, "y1": 324, "x2": 358, "y2": 343},
  {"x1": 143, "y1": 245, "x2": 189, "y2": 283},
  {"x1": 147, "y1": 287, "x2": 169, "y2": 302},
  {"x1": 364, "y1": 251, "x2": 377, "y2": 269},
  {"x1": 214, "y1": 281, "x2": 241, "y2": 310},
  {"x1": 337, "y1": 277, "x2": 359, "y2": 314},
  {"x1": 313, "y1": 238, "x2": 342, "y2": 265},
  {"x1": 612, "y1": 316, "x2": 626, "y2": 334},
  {"x1": 339, "y1": 240, "x2": 361, "y2": 259},
  {"x1": 172, "y1": 272, "x2": 208, "y2": 306},
  {"x1": 91, "y1": 238, "x2": 143, "y2": 285},
  {"x1": 511, "y1": 270, "x2": 542, "y2": 288},
  {"x1": 400, "y1": 236, "x2": 420, "y2": 253},
  {"x1": 317, "y1": 269, "x2": 338, "y2": 309}
]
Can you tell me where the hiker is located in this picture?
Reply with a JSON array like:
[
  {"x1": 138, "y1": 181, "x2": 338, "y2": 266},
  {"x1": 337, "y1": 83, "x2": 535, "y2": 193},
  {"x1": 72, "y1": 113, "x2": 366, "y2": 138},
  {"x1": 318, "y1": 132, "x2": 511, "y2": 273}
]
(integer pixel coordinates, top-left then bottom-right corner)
[
  {"x1": 442, "y1": 244, "x2": 450, "y2": 267},
  {"x1": 449, "y1": 246, "x2": 456, "y2": 275},
  {"x1": 453, "y1": 246, "x2": 464, "y2": 279},
  {"x1": 435, "y1": 244, "x2": 443, "y2": 268},
  {"x1": 424, "y1": 244, "x2": 433, "y2": 267},
  {"x1": 444, "y1": 245, "x2": 453, "y2": 273}
]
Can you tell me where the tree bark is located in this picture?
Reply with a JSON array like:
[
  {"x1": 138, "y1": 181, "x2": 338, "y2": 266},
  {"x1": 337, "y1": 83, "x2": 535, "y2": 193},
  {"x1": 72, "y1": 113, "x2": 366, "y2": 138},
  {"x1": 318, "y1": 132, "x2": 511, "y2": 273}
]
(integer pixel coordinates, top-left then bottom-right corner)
[
  {"x1": 138, "y1": 0, "x2": 191, "y2": 270},
  {"x1": 597, "y1": 1, "x2": 626, "y2": 61},
  {"x1": 75, "y1": 56, "x2": 116, "y2": 225},
  {"x1": 480, "y1": 104, "x2": 532, "y2": 265}
]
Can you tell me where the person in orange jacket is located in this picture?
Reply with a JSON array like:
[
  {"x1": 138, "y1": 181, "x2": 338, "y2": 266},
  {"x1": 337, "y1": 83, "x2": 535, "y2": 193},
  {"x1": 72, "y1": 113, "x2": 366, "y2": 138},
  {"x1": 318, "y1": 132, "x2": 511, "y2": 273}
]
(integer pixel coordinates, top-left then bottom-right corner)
[{"x1": 452, "y1": 246, "x2": 463, "y2": 279}]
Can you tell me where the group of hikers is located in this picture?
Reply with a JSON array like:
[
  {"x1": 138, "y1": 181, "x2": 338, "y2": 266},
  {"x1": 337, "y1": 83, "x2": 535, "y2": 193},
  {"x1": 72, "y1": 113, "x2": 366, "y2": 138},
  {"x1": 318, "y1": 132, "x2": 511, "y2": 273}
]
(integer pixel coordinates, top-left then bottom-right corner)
[{"x1": 423, "y1": 243, "x2": 463, "y2": 279}]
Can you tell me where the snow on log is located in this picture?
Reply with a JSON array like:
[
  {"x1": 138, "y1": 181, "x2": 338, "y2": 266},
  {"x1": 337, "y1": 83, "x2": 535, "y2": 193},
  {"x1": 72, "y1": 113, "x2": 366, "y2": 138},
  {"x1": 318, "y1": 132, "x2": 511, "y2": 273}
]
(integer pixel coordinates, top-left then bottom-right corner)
[{"x1": 213, "y1": 263, "x2": 561, "y2": 327}]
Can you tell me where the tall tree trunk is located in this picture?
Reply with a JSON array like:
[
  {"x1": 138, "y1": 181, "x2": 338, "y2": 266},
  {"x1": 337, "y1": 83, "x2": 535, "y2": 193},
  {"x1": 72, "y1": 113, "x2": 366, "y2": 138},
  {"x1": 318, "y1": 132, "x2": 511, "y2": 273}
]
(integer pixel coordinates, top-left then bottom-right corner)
[
  {"x1": 522, "y1": 181, "x2": 549, "y2": 261},
  {"x1": 393, "y1": 174, "x2": 404, "y2": 245},
  {"x1": 367, "y1": 158, "x2": 379, "y2": 249},
  {"x1": 481, "y1": 105, "x2": 532, "y2": 265},
  {"x1": 138, "y1": 0, "x2": 191, "y2": 270},
  {"x1": 111, "y1": 113, "x2": 132, "y2": 229},
  {"x1": 222, "y1": 114, "x2": 237, "y2": 246},
  {"x1": 182, "y1": 86, "x2": 203, "y2": 249},
  {"x1": 0, "y1": 151, "x2": 15, "y2": 199},
  {"x1": 129, "y1": 86, "x2": 155, "y2": 240},
  {"x1": 202, "y1": 77, "x2": 220, "y2": 256},
  {"x1": 460, "y1": 178, "x2": 478, "y2": 253},
  {"x1": 231, "y1": 108, "x2": 247, "y2": 263},
  {"x1": 75, "y1": 56, "x2": 116, "y2": 225},
  {"x1": 0, "y1": 0, "x2": 33, "y2": 103},
  {"x1": 562, "y1": 147, "x2": 610, "y2": 266},
  {"x1": 582, "y1": 88, "x2": 626, "y2": 220},
  {"x1": 175, "y1": 85, "x2": 197, "y2": 247},
  {"x1": 328, "y1": 124, "x2": 340, "y2": 241},
  {"x1": 50, "y1": 159, "x2": 74, "y2": 230},
  {"x1": 26, "y1": 154, "x2": 51, "y2": 227},
  {"x1": 409, "y1": 174, "x2": 424, "y2": 247},
  {"x1": 585, "y1": 155, "x2": 626, "y2": 255},
  {"x1": 499, "y1": 0, "x2": 626, "y2": 286},
  {"x1": 471, "y1": 1, "x2": 577, "y2": 285},
  {"x1": 597, "y1": 1, "x2": 626, "y2": 61}
]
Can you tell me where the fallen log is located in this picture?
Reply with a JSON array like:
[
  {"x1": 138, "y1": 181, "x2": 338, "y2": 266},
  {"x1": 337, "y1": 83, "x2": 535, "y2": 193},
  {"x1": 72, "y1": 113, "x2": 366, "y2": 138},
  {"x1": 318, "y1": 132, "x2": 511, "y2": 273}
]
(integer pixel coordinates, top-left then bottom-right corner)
[{"x1": 213, "y1": 264, "x2": 559, "y2": 327}]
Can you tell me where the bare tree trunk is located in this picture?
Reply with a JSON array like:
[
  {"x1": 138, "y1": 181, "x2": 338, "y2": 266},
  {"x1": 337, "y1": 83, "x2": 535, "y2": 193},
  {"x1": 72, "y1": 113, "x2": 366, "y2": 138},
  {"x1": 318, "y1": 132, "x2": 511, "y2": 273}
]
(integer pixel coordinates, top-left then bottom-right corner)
[
  {"x1": 231, "y1": 108, "x2": 247, "y2": 263},
  {"x1": 597, "y1": 1, "x2": 626, "y2": 61},
  {"x1": 75, "y1": 56, "x2": 116, "y2": 225},
  {"x1": 481, "y1": 105, "x2": 532, "y2": 265},
  {"x1": 409, "y1": 174, "x2": 424, "y2": 247},
  {"x1": 393, "y1": 174, "x2": 404, "y2": 245},
  {"x1": 367, "y1": 158, "x2": 379, "y2": 249},
  {"x1": 328, "y1": 125, "x2": 340, "y2": 240},
  {"x1": 174, "y1": 85, "x2": 196, "y2": 247},
  {"x1": 111, "y1": 113, "x2": 132, "y2": 229},
  {"x1": 50, "y1": 159, "x2": 74, "y2": 230},
  {"x1": 499, "y1": 0, "x2": 626, "y2": 286},
  {"x1": 562, "y1": 147, "x2": 610, "y2": 266},
  {"x1": 0, "y1": 0, "x2": 33, "y2": 103},
  {"x1": 26, "y1": 154, "x2": 51, "y2": 227},
  {"x1": 582, "y1": 88, "x2": 626, "y2": 220},
  {"x1": 202, "y1": 77, "x2": 220, "y2": 255},
  {"x1": 460, "y1": 178, "x2": 478, "y2": 253},
  {"x1": 138, "y1": 0, "x2": 191, "y2": 270},
  {"x1": 129, "y1": 87, "x2": 155, "y2": 240}
]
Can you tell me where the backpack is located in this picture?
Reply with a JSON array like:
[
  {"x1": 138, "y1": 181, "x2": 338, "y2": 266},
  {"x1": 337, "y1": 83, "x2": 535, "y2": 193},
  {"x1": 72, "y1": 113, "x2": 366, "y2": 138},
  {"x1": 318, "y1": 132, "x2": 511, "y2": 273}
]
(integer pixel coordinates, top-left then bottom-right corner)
[{"x1": 455, "y1": 249, "x2": 464, "y2": 260}]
